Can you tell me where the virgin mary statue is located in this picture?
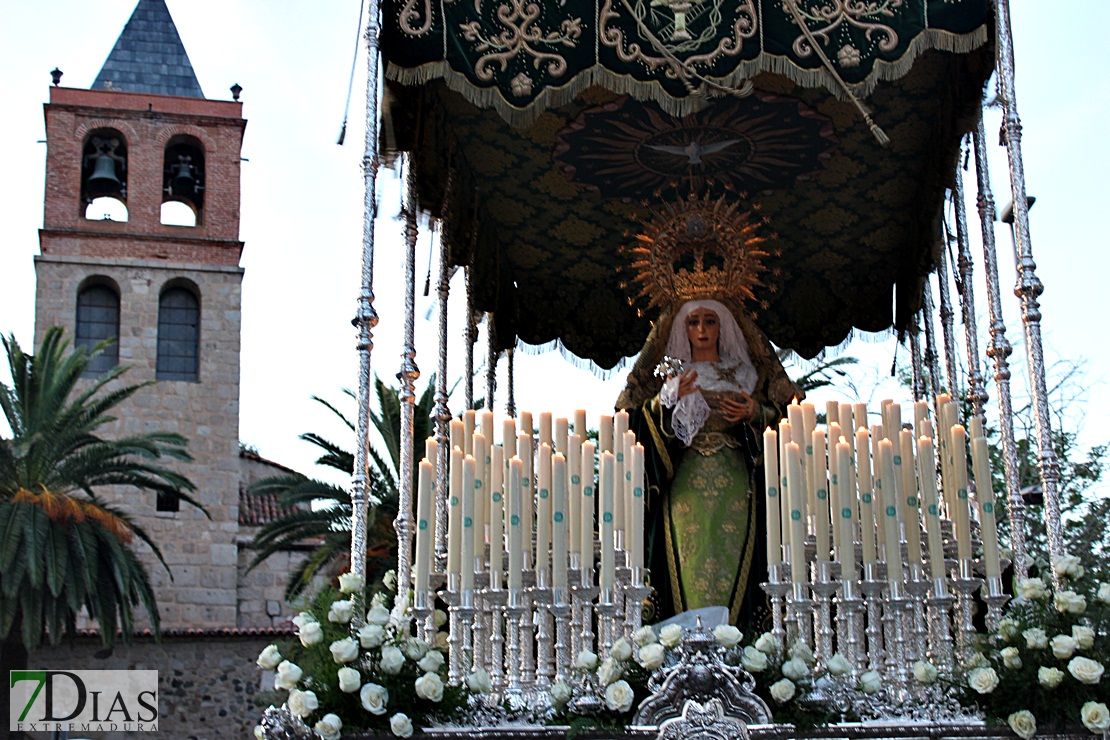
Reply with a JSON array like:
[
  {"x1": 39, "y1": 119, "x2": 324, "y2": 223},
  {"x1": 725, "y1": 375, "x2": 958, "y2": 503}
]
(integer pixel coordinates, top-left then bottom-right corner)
[{"x1": 617, "y1": 195, "x2": 800, "y2": 628}]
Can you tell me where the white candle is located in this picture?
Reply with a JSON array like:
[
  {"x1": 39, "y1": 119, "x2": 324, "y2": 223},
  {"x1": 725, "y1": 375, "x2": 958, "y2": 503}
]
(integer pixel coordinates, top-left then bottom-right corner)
[
  {"x1": 489, "y1": 445, "x2": 504, "y2": 589},
  {"x1": 838, "y1": 406, "x2": 854, "y2": 443},
  {"x1": 825, "y1": 400, "x2": 839, "y2": 428},
  {"x1": 450, "y1": 419, "x2": 464, "y2": 454},
  {"x1": 812, "y1": 428, "x2": 830, "y2": 561},
  {"x1": 472, "y1": 433, "x2": 487, "y2": 549},
  {"x1": 568, "y1": 432, "x2": 582, "y2": 557},
  {"x1": 461, "y1": 455, "x2": 476, "y2": 592},
  {"x1": 630, "y1": 443, "x2": 645, "y2": 570},
  {"x1": 884, "y1": 402, "x2": 901, "y2": 444},
  {"x1": 898, "y1": 429, "x2": 922, "y2": 567},
  {"x1": 540, "y1": 412, "x2": 553, "y2": 447},
  {"x1": 614, "y1": 412, "x2": 629, "y2": 542},
  {"x1": 778, "y1": 419, "x2": 793, "y2": 553},
  {"x1": 853, "y1": 402, "x2": 869, "y2": 433},
  {"x1": 916, "y1": 435, "x2": 946, "y2": 581},
  {"x1": 913, "y1": 401, "x2": 930, "y2": 436},
  {"x1": 599, "y1": 414, "x2": 613, "y2": 453},
  {"x1": 503, "y1": 418, "x2": 517, "y2": 458},
  {"x1": 425, "y1": 437, "x2": 439, "y2": 472},
  {"x1": 555, "y1": 417, "x2": 569, "y2": 456},
  {"x1": 836, "y1": 441, "x2": 857, "y2": 578},
  {"x1": 463, "y1": 409, "x2": 476, "y2": 456},
  {"x1": 969, "y1": 414, "x2": 985, "y2": 441},
  {"x1": 414, "y1": 459, "x2": 434, "y2": 594},
  {"x1": 507, "y1": 456, "x2": 523, "y2": 592},
  {"x1": 520, "y1": 411, "x2": 533, "y2": 440},
  {"x1": 580, "y1": 441, "x2": 596, "y2": 585},
  {"x1": 950, "y1": 425, "x2": 972, "y2": 561},
  {"x1": 970, "y1": 435, "x2": 1001, "y2": 579},
  {"x1": 536, "y1": 442, "x2": 553, "y2": 575},
  {"x1": 764, "y1": 427, "x2": 782, "y2": 566},
  {"x1": 552, "y1": 452, "x2": 568, "y2": 589},
  {"x1": 856, "y1": 427, "x2": 877, "y2": 564},
  {"x1": 623, "y1": 430, "x2": 636, "y2": 548},
  {"x1": 878, "y1": 439, "x2": 904, "y2": 584},
  {"x1": 480, "y1": 411, "x2": 494, "y2": 454},
  {"x1": 574, "y1": 409, "x2": 587, "y2": 439},
  {"x1": 519, "y1": 430, "x2": 534, "y2": 570},
  {"x1": 447, "y1": 447, "x2": 463, "y2": 576},
  {"x1": 828, "y1": 423, "x2": 842, "y2": 554},
  {"x1": 599, "y1": 451, "x2": 615, "y2": 591},
  {"x1": 786, "y1": 442, "x2": 807, "y2": 584}
]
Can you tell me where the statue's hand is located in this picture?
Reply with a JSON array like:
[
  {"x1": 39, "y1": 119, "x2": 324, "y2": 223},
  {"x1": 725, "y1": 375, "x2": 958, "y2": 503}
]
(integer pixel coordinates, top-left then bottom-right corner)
[
  {"x1": 676, "y1": 369, "x2": 700, "y2": 399},
  {"x1": 720, "y1": 391, "x2": 754, "y2": 423}
]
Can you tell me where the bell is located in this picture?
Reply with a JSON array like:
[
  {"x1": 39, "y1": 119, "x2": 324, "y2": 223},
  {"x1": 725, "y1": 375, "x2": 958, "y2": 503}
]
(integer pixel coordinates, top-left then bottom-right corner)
[
  {"x1": 169, "y1": 161, "x2": 195, "y2": 196},
  {"x1": 86, "y1": 154, "x2": 122, "y2": 196}
]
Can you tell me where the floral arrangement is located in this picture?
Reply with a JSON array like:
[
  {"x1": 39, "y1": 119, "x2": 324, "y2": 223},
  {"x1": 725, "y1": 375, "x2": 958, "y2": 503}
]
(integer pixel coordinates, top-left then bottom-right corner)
[
  {"x1": 253, "y1": 572, "x2": 486, "y2": 739},
  {"x1": 969, "y1": 555, "x2": 1109, "y2": 738}
]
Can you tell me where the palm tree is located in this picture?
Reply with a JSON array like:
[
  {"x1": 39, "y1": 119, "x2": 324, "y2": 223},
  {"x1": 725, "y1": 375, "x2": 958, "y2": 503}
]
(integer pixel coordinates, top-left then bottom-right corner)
[
  {"x1": 0, "y1": 328, "x2": 203, "y2": 675},
  {"x1": 246, "y1": 376, "x2": 436, "y2": 599}
]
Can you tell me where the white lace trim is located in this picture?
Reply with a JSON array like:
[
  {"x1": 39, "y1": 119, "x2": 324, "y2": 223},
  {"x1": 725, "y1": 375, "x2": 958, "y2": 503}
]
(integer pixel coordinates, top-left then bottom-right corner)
[{"x1": 661, "y1": 377, "x2": 712, "y2": 447}]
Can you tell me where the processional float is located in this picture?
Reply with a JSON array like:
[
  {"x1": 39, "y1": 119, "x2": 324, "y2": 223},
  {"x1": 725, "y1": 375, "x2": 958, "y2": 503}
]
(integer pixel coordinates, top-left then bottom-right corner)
[{"x1": 262, "y1": 0, "x2": 1090, "y2": 737}]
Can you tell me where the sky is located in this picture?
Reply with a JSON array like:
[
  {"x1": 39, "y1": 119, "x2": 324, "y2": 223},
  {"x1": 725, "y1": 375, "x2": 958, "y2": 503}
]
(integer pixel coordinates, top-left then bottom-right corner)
[{"x1": 1, "y1": 1, "x2": 1107, "y2": 503}]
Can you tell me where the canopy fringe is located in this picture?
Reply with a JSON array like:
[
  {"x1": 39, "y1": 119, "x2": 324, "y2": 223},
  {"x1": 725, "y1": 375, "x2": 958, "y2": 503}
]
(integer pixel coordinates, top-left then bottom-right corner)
[{"x1": 514, "y1": 337, "x2": 634, "y2": 380}]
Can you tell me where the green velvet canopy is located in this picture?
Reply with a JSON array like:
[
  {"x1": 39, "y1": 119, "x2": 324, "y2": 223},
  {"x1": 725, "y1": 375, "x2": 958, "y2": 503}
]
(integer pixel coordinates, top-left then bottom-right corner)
[{"x1": 381, "y1": 0, "x2": 995, "y2": 367}]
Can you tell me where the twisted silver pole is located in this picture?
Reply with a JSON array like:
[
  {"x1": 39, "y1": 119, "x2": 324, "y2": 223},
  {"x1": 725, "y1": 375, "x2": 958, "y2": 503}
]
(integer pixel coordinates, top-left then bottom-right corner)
[
  {"x1": 995, "y1": 0, "x2": 1063, "y2": 571},
  {"x1": 486, "y1": 317, "x2": 498, "y2": 411},
  {"x1": 935, "y1": 240, "x2": 960, "y2": 401},
  {"x1": 952, "y1": 158, "x2": 988, "y2": 421},
  {"x1": 464, "y1": 268, "x2": 476, "y2": 411},
  {"x1": 973, "y1": 118, "x2": 1027, "y2": 581},
  {"x1": 921, "y1": 278, "x2": 943, "y2": 402},
  {"x1": 350, "y1": 2, "x2": 383, "y2": 594},
  {"x1": 506, "y1": 348, "x2": 516, "y2": 418},
  {"x1": 434, "y1": 176, "x2": 454, "y2": 569},
  {"x1": 395, "y1": 156, "x2": 421, "y2": 595},
  {"x1": 909, "y1": 319, "x2": 926, "y2": 402}
]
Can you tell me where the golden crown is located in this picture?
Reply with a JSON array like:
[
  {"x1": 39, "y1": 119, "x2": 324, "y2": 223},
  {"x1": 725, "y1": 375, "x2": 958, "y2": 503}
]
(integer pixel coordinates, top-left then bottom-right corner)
[{"x1": 624, "y1": 190, "x2": 777, "y2": 312}]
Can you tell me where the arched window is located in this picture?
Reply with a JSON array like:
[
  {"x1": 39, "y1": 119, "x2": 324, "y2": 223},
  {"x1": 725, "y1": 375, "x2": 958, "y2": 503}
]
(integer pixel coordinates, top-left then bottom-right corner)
[
  {"x1": 81, "y1": 128, "x2": 127, "y2": 218},
  {"x1": 162, "y1": 135, "x2": 204, "y2": 225},
  {"x1": 75, "y1": 281, "x2": 120, "y2": 377},
  {"x1": 156, "y1": 286, "x2": 200, "y2": 381}
]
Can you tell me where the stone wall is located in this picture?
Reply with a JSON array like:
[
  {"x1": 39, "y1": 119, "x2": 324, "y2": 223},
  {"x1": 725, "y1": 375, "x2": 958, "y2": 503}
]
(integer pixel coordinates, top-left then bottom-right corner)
[{"x1": 29, "y1": 632, "x2": 284, "y2": 739}]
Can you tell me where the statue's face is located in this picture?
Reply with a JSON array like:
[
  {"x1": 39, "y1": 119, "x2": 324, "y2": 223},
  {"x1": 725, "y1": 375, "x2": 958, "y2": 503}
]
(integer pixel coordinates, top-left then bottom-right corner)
[{"x1": 685, "y1": 307, "x2": 719, "y2": 355}]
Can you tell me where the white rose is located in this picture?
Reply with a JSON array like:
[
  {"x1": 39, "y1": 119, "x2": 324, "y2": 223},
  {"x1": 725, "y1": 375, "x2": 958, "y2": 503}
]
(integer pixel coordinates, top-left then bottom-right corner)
[
  {"x1": 611, "y1": 637, "x2": 633, "y2": 662},
  {"x1": 358, "y1": 623, "x2": 386, "y2": 648},
  {"x1": 1050, "y1": 634, "x2": 1077, "y2": 660},
  {"x1": 328, "y1": 599, "x2": 354, "y2": 624},
  {"x1": 337, "y1": 666, "x2": 361, "y2": 693},
  {"x1": 604, "y1": 679, "x2": 635, "y2": 713},
  {"x1": 781, "y1": 657, "x2": 809, "y2": 681},
  {"x1": 360, "y1": 683, "x2": 389, "y2": 714},
  {"x1": 1055, "y1": 590, "x2": 1087, "y2": 615},
  {"x1": 713, "y1": 624, "x2": 743, "y2": 649},
  {"x1": 390, "y1": 712, "x2": 414, "y2": 738},
  {"x1": 790, "y1": 640, "x2": 815, "y2": 665},
  {"x1": 402, "y1": 637, "x2": 430, "y2": 661},
  {"x1": 1081, "y1": 701, "x2": 1110, "y2": 733},
  {"x1": 287, "y1": 688, "x2": 318, "y2": 718},
  {"x1": 298, "y1": 621, "x2": 323, "y2": 647},
  {"x1": 383, "y1": 569, "x2": 398, "y2": 591},
  {"x1": 380, "y1": 646, "x2": 406, "y2": 675},
  {"x1": 433, "y1": 609, "x2": 448, "y2": 627},
  {"x1": 418, "y1": 650, "x2": 445, "y2": 673},
  {"x1": 1052, "y1": 553, "x2": 1084, "y2": 580},
  {"x1": 660, "y1": 624, "x2": 684, "y2": 649},
  {"x1": 257, "y1": 644, "x2": 282, "y2": 670},
  {"x1": 1018, "y1": 577, "x2": 1048, "y2": 601},
  {"x1": 435, "y1": 631, "x2": 450, "y2": 650},
  {"x1": 913, "y1": 660, "x2": 938, "y2": 684},
  {"x1": 638, "y1": 643, "x2": 666, "y2": 670},
  {"x1": 274, "y1": 660, "x2": 303, "y2": 690},
  {"x1": 859, "y1": 670, "x2": 882, "y2": 695},
  {"x1": 330, "y1": 637, "x2": 360, "y2": 664},
  {"x1": 1072, "y1": 625, "x2": 1095, "y2": 650},
  {"x1": 338, "y1": 571, "x2": 364, "y2": 594},
  {"x1": 1068, "y1": 656, "x2": 1105, "y2": 685},
  {"x1": 597, "y1": 657, "x2": 623, "y2": 687},
  {"x1": 367, "y1": 604, "x2": 391, "y2": 625},
  {"x1": 1024, "y1": 628, "x2": 1048, "y2": 650},
  {"x1": 292, "y1": 612, "x2": 315, "y2": 629},
  {"x1": 1007, "y1": 710, "x2": 1036, "y2": 740},
  {"x1": 769, "y1": 678, "x2": 796, "y2": 703},
  {"x1": 466, "y1": 668, "x2": 492, "y2": 694},
  {"x1": 253, "y1": 724, "x2": 264, "y2": 739},
  {"x1": 371, "y1": 592, "x2": 387, "y2": 608},
  {"x1": 575, "y1": 649, "x2": 599, "y2": 671},
  {"x1": 1038, "y1": 666, "x2": 1064, "y2": 689},
  {"x1": 1098, "y1": 583, "x2": 1110, "y2": 604},
  {"x1": 755, "y1": 632, "x2": 777, "y2": 655},
  {"x1": 415, "y1": 672, "x2": 444, "y2": 702},
  {"x1": 965, "y1": 652, "x2": 990, "y2": 670},
  {"x1": 314, "y1": 713, "x2": 343, "y2": 740},
  {"x1": 549, "y1": 680, "x2": 573, "y2": 706},
  {"x1": 998, "y1": 618, "x2": 1020, "y2": 641},
  {"x1": 633, "y1": 625, "x2": 658, "y2": 647},
  {"x1": 741, "y1": 646, "x2": 768, "y2": 673},
  {"x1": 826, "y1": 653, "x2": 852, "y2": 677},
  {"x1": 968, "y1": 666, "x2": 1000, "y2": 694},
  {"x1": 390, "y1": 604, "x2": 408, "y2": 631},
  {"x1": 1001, "y1": 646, "x2": 1022, "y2": 669}
]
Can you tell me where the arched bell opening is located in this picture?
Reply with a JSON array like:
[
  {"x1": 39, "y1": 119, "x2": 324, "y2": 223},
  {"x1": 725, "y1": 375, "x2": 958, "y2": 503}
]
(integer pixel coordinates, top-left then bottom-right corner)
[
  {"x1": 81, "y1": 128, "x2": 127, "y2": 217},
  {"x1": 162, "y1": 135, "x2": 205, "y2": 225}
]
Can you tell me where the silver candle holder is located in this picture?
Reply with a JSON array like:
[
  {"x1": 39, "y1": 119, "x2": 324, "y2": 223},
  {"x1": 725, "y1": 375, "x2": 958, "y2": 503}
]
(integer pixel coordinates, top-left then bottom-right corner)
[
  {"x1": 951, "y1": 558, "x2": 983, "y2": 663},
  {"x1": 981, "y1": 575, "x2": 1010, "y2": 635},
  {"x1": 860, "y1": 562, "x2": 887, "y2": 672},
  {"x1": 760, "y1": 561, "x2": 791, "y2": 651}
]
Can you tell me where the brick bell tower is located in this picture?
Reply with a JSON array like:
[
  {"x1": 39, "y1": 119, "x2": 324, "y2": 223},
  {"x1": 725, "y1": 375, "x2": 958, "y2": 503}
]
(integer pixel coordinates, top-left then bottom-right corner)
[{"x1": 35, "y1": 0, "x2": 247, "y2": 629}]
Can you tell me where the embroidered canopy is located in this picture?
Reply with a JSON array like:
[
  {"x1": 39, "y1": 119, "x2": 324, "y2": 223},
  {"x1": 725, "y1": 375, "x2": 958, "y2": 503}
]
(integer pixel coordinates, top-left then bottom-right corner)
[{"x1": 381, "y1": 0, "x2": 995, "y2": 367}]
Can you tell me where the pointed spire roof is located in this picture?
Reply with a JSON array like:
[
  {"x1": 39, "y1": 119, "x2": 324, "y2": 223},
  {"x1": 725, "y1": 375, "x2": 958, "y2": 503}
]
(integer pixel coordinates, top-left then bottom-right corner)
[{"x1": 91, "y1": 0, "x2": 205, "y2": 98}]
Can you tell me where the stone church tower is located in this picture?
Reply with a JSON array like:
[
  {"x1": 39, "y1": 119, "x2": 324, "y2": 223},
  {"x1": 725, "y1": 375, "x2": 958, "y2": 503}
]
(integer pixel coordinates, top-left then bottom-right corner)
[{"x1": 34, "y1": 0, "x2": 246, "y2": 631}]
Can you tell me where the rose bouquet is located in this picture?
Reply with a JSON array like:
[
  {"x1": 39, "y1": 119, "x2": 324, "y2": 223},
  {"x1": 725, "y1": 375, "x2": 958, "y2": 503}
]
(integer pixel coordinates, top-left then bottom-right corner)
[
  {"x1": 970, "y1": 555, "x2": 1108, "y2": 737},
  {"x1": 255, "y1": 573, "x2": 479, "y2": 739}
]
